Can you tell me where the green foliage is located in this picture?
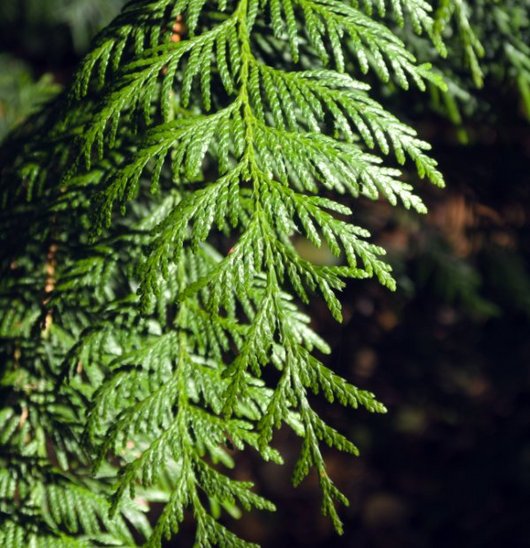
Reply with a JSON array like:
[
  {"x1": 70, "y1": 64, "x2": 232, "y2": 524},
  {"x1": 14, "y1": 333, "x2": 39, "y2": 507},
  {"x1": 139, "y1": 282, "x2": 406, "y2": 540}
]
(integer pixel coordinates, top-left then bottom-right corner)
[
  {"x1": 1, "y1": 0, "x2": 529, "y2": 546},
  {"x1": 0, "y1": 0, "x2": 126, "y2": 52},
  {"x1": 416, "y1": 0, "x2": 530, "y2": 130},
  {"x1": 0, "y1": 55, "x2": 60, "y2": 141}
]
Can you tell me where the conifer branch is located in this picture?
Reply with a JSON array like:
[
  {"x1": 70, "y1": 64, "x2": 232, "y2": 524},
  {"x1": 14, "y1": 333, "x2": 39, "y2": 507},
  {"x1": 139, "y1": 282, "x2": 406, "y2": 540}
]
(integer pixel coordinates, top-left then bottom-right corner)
[{"x1": 9, "y1": 0, "x2": 525, "y2": 546}]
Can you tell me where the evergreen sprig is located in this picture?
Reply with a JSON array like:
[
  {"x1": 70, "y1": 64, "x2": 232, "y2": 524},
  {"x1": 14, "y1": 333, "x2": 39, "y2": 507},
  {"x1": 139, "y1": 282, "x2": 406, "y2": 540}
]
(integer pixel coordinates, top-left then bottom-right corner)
[{"x1": 3, "y1": 0, "x2": 525, "y2": 546}]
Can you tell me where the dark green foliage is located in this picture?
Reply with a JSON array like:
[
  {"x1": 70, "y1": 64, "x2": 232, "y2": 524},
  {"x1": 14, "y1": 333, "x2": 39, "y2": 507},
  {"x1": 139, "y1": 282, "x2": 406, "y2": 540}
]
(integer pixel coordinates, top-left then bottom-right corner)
[
  {"x1": 416, "y1": 0, "x2": 530, "y2": 130},
  {"x1": 0, "y1": 0, "x2": 126, "y2": 53},
  {"x1": 0, "y1": 56, "x2": 60, "y2": 141},
  {"x1": 0, "y1": 0, "x2": 529, "y2": 546}
]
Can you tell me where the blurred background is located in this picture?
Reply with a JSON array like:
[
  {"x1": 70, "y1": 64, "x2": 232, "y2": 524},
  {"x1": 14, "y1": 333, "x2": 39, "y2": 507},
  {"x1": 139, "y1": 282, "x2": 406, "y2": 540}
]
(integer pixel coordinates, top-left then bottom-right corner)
[{"x1": 1, "y1": 2, "x2": 529, "y2": 547}]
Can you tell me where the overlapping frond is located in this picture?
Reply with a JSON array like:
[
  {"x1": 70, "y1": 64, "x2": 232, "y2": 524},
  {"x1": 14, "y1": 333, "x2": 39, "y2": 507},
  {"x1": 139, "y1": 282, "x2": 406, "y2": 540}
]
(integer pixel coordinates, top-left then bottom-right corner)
[{"x1": 0, "y1": 0, "x2": 463, "y2": 545}]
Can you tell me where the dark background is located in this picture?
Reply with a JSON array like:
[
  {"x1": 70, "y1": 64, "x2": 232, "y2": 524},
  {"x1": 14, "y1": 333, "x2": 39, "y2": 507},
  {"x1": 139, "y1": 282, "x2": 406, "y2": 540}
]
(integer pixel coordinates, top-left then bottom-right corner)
[{"x1": 1, "y1": 3, "x2": 529, "y2": 547}]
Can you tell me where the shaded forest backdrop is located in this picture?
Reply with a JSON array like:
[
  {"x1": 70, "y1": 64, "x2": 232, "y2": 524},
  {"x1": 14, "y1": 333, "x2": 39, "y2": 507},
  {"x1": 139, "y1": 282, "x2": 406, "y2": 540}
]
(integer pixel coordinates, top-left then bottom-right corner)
[{"x1": 1, "y1": 1, "x2": 529, "y2": 546}]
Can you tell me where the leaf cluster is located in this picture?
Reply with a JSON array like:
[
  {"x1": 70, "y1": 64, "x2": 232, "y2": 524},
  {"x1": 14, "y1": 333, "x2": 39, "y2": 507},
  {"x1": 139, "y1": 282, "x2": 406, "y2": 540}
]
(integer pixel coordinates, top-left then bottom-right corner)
[{"x1": 2, "y1": 0, "x2": 521, "y2": 546}]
